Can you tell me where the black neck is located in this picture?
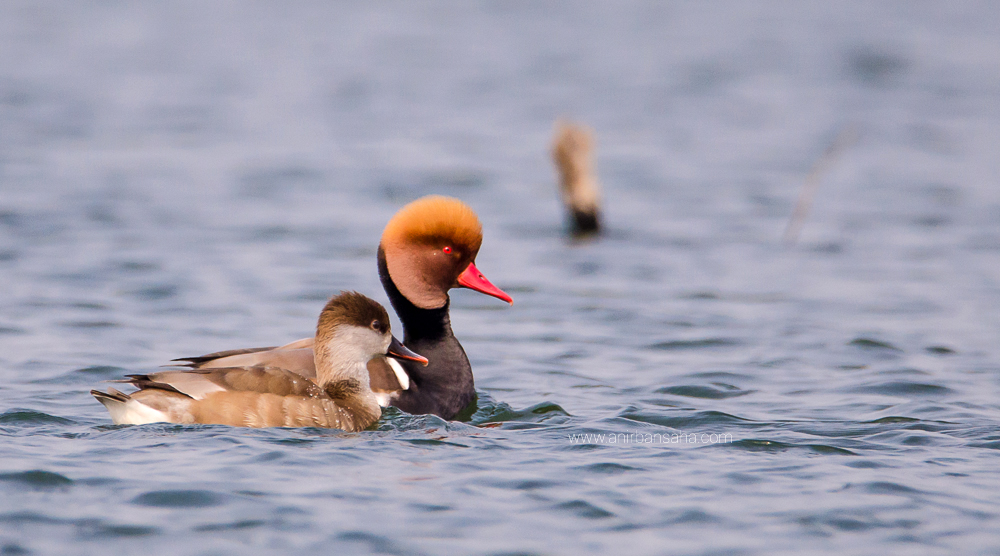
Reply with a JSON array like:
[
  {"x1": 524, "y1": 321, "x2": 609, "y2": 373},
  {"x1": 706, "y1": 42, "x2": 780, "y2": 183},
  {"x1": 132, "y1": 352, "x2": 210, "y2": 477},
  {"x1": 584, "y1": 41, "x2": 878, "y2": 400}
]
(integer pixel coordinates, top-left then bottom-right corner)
[{"x1": 377, "y1": 246, "x2": 475, "y2": 419}]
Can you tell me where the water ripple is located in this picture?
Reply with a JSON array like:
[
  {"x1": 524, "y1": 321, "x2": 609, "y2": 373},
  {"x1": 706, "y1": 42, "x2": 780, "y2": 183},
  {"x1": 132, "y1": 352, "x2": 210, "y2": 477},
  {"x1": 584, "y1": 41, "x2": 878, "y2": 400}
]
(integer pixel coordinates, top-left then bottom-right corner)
[
  {"x1": 845, "y1": 381, "x2": 953, "y2": 397},
  {"x1": 727, "y1": 439, "x2": 856, "y2": 455},
  {"x1": 0, "y1": 409, "x2": 72, "y2": 426},
  {"x1": 655, "y1": 383, "x2": 752, "y2": 399},
  {"x1": 618, "y1": 407, "x2": 757, "y2": 429},
  {"x1": 131, "y1": 490, "x2": 227, "y2": 508},
  {"x1": 554, "y1": 500, "x2": 615, "y2": 519},
  {"x1": 0, "y1": 470, "x2": 73, "y2": 490},
  {"x1": 647, "y1": 338, "x2": 743, "y2": 351}
]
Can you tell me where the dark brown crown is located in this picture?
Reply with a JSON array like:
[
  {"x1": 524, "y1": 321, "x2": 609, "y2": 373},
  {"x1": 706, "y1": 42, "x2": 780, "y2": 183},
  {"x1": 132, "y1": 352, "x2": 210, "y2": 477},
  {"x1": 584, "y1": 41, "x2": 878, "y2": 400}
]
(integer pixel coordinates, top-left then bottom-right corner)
[{"x1": 317, "y1": 291, "x2": 390, "y2": 336}]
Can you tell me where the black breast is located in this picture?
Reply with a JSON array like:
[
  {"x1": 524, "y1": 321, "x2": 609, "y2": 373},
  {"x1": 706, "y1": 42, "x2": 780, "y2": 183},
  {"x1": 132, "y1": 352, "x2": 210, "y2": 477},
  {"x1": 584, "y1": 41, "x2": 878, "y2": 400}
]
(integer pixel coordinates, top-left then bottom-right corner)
[{"x1": 378, "y1": 247, "x2": 477, "y2": 419}]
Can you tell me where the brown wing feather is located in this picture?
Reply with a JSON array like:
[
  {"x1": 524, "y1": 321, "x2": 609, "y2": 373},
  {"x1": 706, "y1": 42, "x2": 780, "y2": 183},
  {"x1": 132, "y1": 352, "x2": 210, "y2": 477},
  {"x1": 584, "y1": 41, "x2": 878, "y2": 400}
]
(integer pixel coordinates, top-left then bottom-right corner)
[
  {"x1": 172, "y1": 346, "x2": 279, "y2": 367},
  {"x1": 171, "y1": 340, "x2": 317, "y2": 379},
  {"x1": 125, "y1": 367, "x2": 322, "y2": 400},
  {"x1": 367, "y1": 358, "x2": 403, "y2": 393}
]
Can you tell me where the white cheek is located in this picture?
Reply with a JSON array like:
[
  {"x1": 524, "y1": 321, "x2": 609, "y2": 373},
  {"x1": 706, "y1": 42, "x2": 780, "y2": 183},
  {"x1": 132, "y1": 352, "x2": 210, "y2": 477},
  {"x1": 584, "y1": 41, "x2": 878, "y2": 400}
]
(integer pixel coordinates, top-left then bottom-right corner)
[{"x1": 325, "y1": 327, "x2": 386, "y2": 369}]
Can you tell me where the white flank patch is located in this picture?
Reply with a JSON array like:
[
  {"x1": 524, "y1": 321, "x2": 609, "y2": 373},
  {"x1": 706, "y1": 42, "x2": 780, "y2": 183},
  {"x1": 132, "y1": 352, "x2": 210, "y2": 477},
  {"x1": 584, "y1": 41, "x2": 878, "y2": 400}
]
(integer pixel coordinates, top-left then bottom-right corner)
[
  {"x1": 102, "y1": 399, "x2": 169, "y2": 425},
  {"x1": 374, "y1": 392, "x2": 392, "y2": 407},
  {"x1": 387, "y1": 358, "x2": 410, "y2": 390}
]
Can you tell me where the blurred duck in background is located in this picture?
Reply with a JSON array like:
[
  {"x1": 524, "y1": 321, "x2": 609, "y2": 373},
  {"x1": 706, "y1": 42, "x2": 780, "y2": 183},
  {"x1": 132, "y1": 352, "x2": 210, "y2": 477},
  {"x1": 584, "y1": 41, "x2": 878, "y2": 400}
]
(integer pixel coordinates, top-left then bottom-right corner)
[{"x1": 552, "y1": 120, "x2": 602, "y2": 236}]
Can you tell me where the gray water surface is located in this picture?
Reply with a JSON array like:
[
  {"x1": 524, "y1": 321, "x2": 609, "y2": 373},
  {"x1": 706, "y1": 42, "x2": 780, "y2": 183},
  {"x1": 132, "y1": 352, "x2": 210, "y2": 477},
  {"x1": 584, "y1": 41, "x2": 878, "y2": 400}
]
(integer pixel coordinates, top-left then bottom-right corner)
[{"x1": 2, "y1": 2, "x2": 1000, "y2": 554}]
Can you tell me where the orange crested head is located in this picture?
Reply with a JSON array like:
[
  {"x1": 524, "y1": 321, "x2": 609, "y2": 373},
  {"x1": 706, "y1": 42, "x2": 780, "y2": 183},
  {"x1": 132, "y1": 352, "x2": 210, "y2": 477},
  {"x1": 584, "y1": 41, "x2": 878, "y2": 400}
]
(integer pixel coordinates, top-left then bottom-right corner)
[
  {"x1": 379, "y1": 195, "x2": 509, "y2": 309},
  {"x1": 380, "y1": 195, "x2": 483, "y2": 257}
]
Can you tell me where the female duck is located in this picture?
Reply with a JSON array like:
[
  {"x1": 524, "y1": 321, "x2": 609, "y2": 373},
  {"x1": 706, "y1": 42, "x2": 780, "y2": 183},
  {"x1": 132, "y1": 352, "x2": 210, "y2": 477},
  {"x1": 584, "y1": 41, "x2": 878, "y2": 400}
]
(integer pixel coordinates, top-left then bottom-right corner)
[{"x1": 91, "y1": 292, "x2": 426, "y2": 431}]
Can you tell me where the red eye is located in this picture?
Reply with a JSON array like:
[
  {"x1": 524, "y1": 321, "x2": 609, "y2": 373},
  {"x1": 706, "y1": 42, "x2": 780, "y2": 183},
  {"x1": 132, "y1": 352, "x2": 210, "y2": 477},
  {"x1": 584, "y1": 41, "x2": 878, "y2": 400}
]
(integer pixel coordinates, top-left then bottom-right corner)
[{"x1": 442, "y1": 246, "x2": 452, "y2": 254}]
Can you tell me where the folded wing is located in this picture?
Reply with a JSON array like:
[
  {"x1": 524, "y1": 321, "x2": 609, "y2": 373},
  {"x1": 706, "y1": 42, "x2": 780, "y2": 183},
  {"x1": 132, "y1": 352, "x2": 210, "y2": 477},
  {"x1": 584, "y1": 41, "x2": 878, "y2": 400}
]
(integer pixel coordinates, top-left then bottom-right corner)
[{"x1": 172, "y1": 338, "x2": 317, "y2": 379}]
